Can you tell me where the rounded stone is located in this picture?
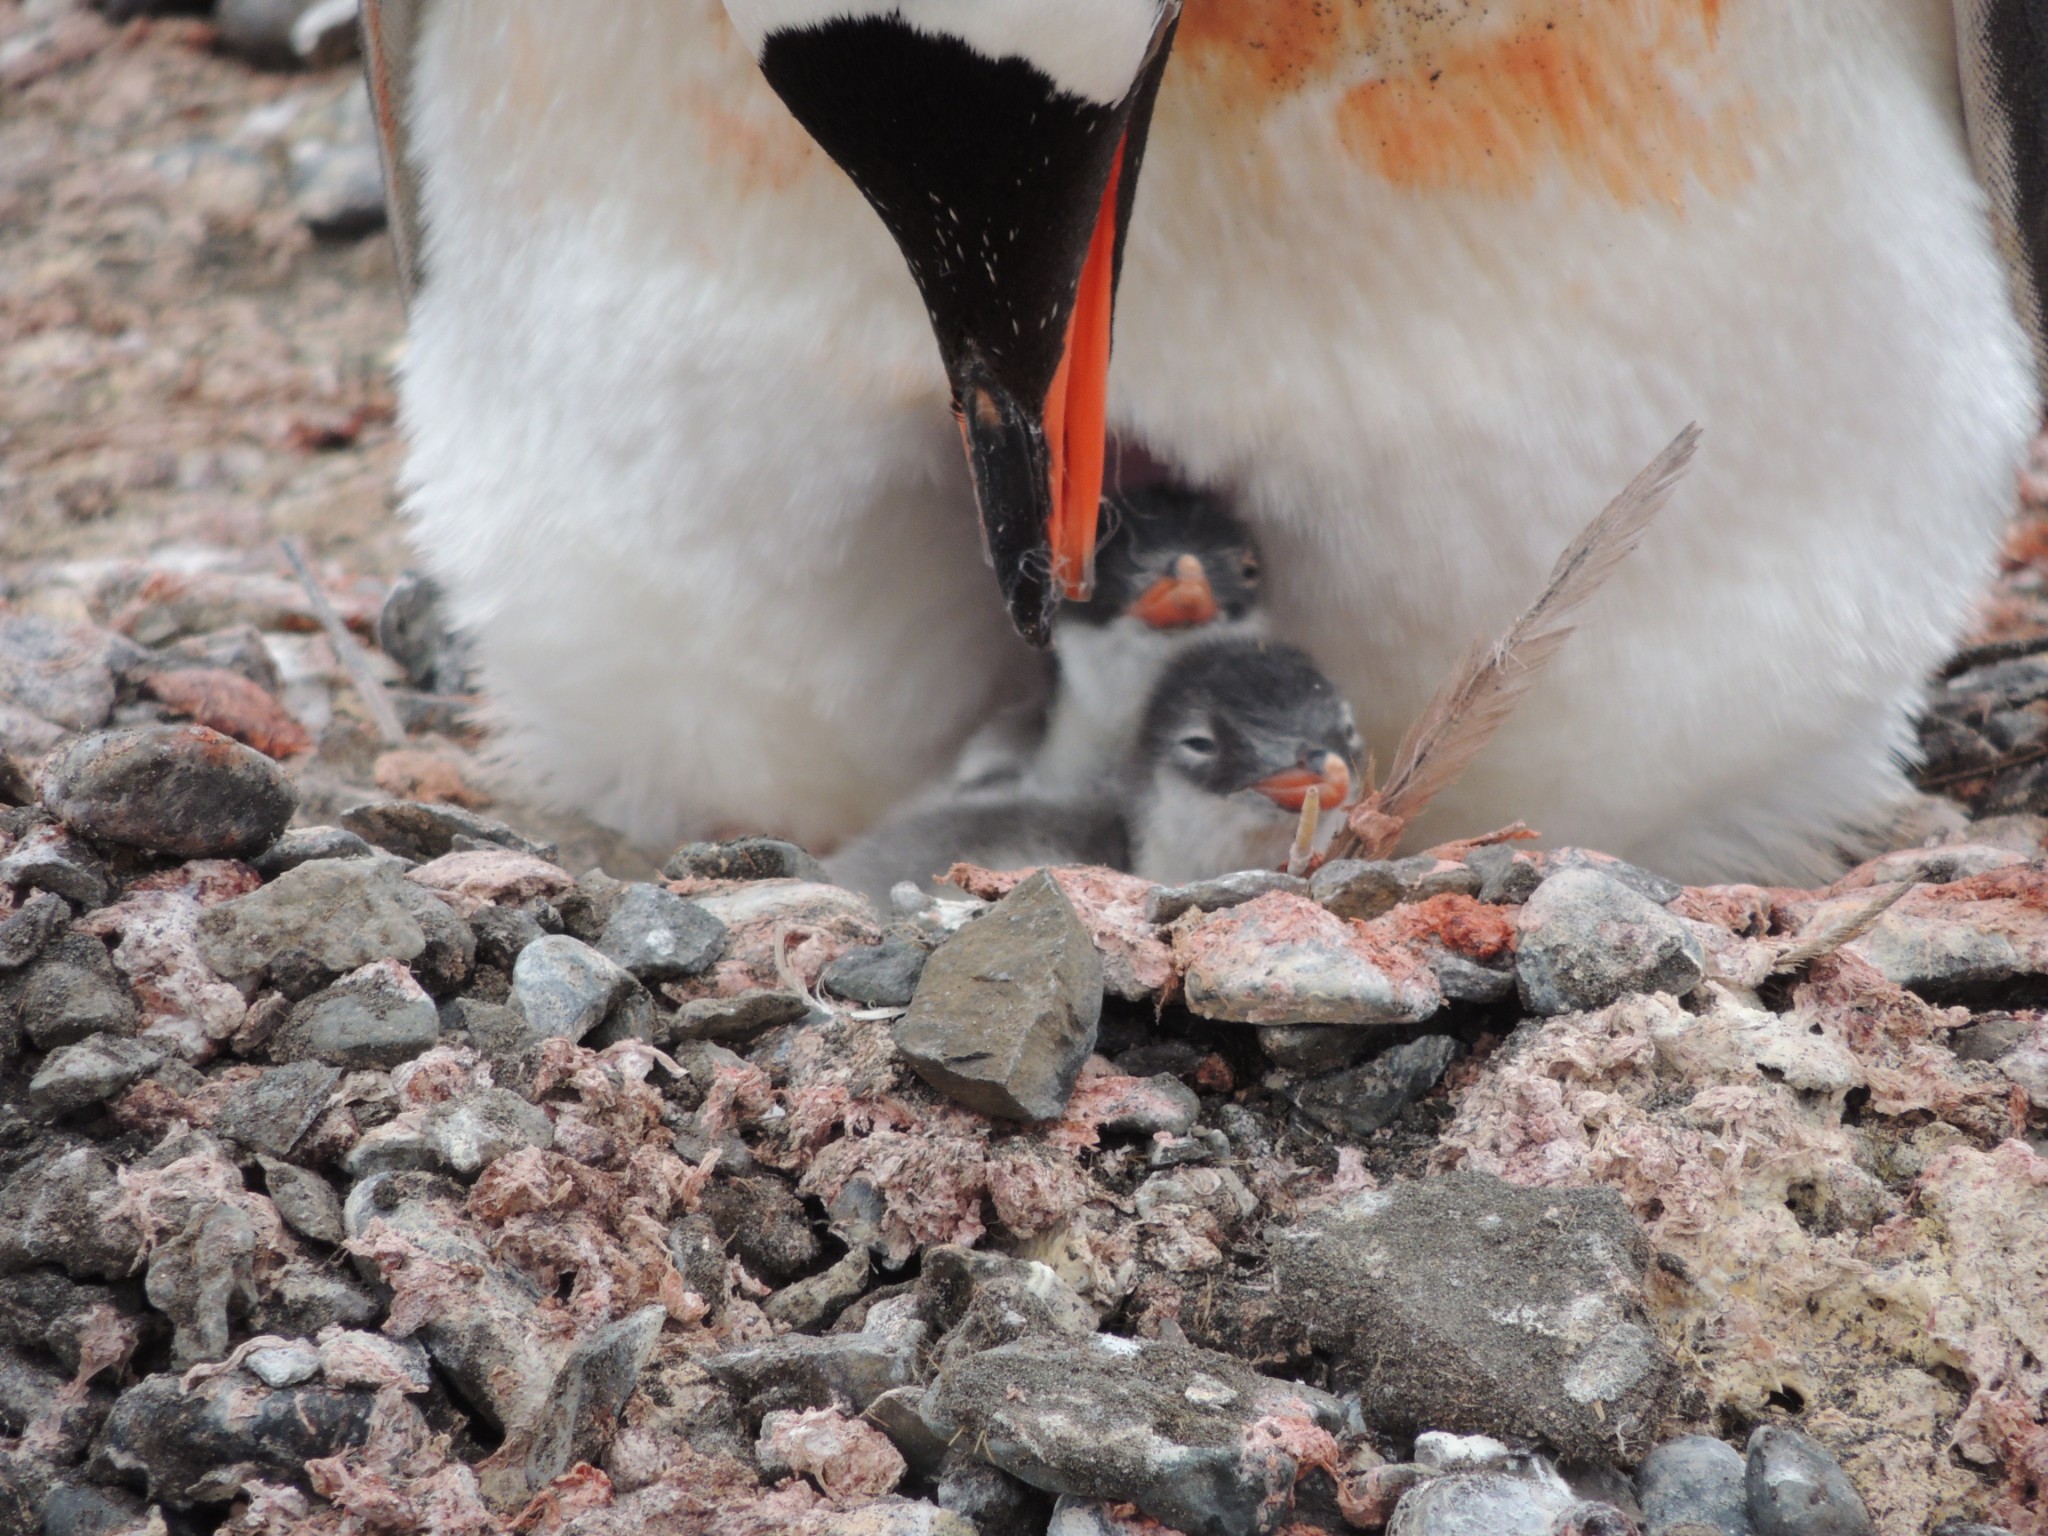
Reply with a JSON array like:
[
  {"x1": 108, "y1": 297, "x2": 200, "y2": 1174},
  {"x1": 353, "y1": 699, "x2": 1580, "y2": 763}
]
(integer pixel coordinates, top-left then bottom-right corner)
[{"x1": 40, "y1": 725, "x2": 298, "y2": 860}]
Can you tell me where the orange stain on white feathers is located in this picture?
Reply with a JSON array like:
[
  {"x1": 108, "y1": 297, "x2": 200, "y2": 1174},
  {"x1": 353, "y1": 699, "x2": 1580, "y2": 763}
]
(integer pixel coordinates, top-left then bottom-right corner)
[{"x1": 1173, "y1": 0, "x2": 1752, "y2": 207}]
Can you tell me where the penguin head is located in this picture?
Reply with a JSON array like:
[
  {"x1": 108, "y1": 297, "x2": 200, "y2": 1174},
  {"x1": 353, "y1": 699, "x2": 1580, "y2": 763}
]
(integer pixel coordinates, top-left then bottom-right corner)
[
  {"x1": 1064, "y1": 486, "x2": 1264, "y2": 634},
  {"x1": 1136, "y1": 639, "x2": 1361, "y2": 816},
  {"x1": 723, "y1": 0, "x2": 1182, "y2": 645}
]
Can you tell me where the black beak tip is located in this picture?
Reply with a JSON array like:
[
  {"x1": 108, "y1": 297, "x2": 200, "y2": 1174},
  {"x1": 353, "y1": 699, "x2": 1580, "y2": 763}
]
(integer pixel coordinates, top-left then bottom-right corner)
[{"x1": 1001, "y1": 567, "x2": 1057, "y2": 648}]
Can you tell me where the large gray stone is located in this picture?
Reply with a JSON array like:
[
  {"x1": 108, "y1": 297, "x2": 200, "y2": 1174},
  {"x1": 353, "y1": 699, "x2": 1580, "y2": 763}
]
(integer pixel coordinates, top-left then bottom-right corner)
[
  {"x1": 511, "y1": 933, "x2": 637, "y2": 1043},
  {"x1": 40, "y1": 725, "x2": 297, "y2": 860},
  {"x1": 596, "y1": 882, "x2": 726, "y2": 981},
  {"x1": 1516, "y1": 869, "x2": 1704, "y2": 1016},
  {"x1": 1743, "y1": 1426, "x2": 1873, "y2": 1536},
  {"x1": 920, "y1": 1335, "x2": 1342, "y2": 1536},
  {"x1": 1637, "y1": 1435, "x2": 1752, "y2": 1536},
  {"x1": 1288, "y1": 1034, "x2": 1463, "y2": 1139},
  {"x1": 28, "y1": 1035, "x2": 163, "y2": 1117},
  {"x1": 1272, "y1": 1171, "x2": 1678, "y2": 1461},
  {"x1": 271, "y1": 959, "x2": 440, "y2": 1068},
  {"x1": 893, "y1": 871, "x2": 1102, "y2": 1121},
  {"x1": 198, "y1": 857, "x2": 427, "y2": 978}
]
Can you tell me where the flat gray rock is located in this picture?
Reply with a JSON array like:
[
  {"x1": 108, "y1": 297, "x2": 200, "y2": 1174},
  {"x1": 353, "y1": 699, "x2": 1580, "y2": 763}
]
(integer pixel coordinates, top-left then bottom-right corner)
[
  {"x1": 920, "y1": 1334, "x2": 1343, "y2": 1536},
  {"x1": 7, "y1": 930, "x2": 138, "y2": 1051},
  {"x1": 1288, "y1": 1034, "x2": 1463, "y2": 1139},
  {"x1": 198, "y1": 857, "x2": 427, "y2": 979},
  {"x1": 893, "y1": 870, "x2": 1102, "y2": 1121},
  {"x1": 821, "y1": 934, "x2": 928, "y2": 1007},
  {"x1": 1145, "y1": 870, "x2": 1308, "y2": 925},
  {"x1": 1312, "y1": 856, "x2": 1481, "y2": 921},
  {"x1": 1272, "y1": 1171, "x2": 1678, "y2": 1461},
  {"x1": 1517, "y1": 868, "x2": 1705, "y2": 1016},
  {"x1": 215, "y1": 1060, "x2": 342, "y2": 1158},
  {"x1": 272, "y1": 960, "x2": 440, "y2": 1069},
  {"x1": 28, "y1": 1034, "x2": 162, "y2": 1117}
]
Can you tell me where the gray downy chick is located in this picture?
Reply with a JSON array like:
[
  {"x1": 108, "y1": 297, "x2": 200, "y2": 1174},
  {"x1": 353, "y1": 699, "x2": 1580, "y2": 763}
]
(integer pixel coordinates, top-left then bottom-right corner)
[
  {"x1": 951, "y1": 485, "x2": 1266, "y2": 791},
  {"x1": 823, "y1": 788, "x2": 1128, "y2": 907},
  {"x1": 1125, "y1": 637, "x2": 1361, "y2": 886}
]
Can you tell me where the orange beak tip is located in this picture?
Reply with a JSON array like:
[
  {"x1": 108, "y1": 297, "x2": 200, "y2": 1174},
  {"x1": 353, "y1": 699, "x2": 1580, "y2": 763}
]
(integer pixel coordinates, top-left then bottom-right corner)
[{"x1": 1128, "y1": 568, "x2": 1220, "y2": 630}]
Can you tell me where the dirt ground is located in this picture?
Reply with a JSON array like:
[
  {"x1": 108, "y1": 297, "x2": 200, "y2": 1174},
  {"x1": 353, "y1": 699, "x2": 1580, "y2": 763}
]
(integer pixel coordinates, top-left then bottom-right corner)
[{"x1": 1, "y1": 3, "x2": 405, "y2": 579}]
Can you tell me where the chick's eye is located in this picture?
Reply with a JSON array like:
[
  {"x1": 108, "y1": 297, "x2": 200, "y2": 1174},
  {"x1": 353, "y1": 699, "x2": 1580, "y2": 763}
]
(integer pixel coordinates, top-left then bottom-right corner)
[
  {"x1": 1240, "y1": 552, "x2": 1261, "y2": 583},
  {"x1": 1178, "y1": 734, "x2": 1218, "y2": 757}
]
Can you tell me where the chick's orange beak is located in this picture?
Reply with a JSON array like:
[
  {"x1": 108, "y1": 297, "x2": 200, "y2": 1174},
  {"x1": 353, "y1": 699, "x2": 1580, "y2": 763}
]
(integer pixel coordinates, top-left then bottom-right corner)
[
  {"x1": 1127, "y1": 554, "x2": 1219, "y2": 629},
  {"x1": 1253, "y1": 755, "x2": 1353, "y2": 813}
]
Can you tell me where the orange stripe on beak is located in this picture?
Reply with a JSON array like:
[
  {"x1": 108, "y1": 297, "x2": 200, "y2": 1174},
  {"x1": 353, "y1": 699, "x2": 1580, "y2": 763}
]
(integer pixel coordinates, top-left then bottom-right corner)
[
  {"x1": 1044, "y1": 137, "x2": 1126, "y2": 601},
  {"x1": 1253, "y1": 756, "x2": 1354, "y2": 813},
  {"x1": 1128, "y1": 554, "x2": 1220, "y2": 629}
]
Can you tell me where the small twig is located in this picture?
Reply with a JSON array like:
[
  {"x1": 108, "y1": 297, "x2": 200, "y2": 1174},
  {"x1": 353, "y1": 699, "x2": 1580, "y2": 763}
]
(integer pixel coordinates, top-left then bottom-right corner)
[
  {"x1": 1769, "y1": 880, "x2": 1918, "y2": 975},
  {"x1": 1286, "y1": 790, "x2": 1322, "y2": 878},
  {"x1": 1914, "y1": 745, "x2": 2048, "y2": 790},
  {"x1": 280, "y1": 536, "x2": 407, "y2": 746}
]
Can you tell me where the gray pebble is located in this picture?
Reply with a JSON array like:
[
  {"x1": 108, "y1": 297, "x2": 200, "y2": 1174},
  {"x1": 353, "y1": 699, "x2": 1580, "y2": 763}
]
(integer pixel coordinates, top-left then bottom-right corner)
[
  {"x1": 272, "y1": 961, "x2": 441, "y2": 1069},
  {"x1": 1145, "y1": 869, "x2": 1309, "y2": 924},
  {"x1": 821, "y1": 934, "x2": 928, "y2": 1007},
  {"x1": 1467, "y1": 845, "x2": 1545, "y2": 905},
  {"x1": 1517, "y1": 869, "x2": 1704, "y2": 1016},
  {"x1": 669, "y1": 988, "x2": 810, "y2": 1044},
  {"x1": 340, "y1": 800, "x2": 555, "y2": 863},
  {"x1": 245, "y1": 1343, "x2": 321, "y2": 1389},
  {"x1": 1388, "y1": 1470, "x2": 1578, "y2": 1536},
  {"x1": 27, "y1": 1034, "x2": 163, "y2": 1117},
  {"x1": 1313, "y1": 856, "x2": 1482, "y2": 921},
  {"x1": 596, "y1": 882, "x2": 726, "y2": 982},
  {"x1": 0, "y1": 890, "x2": 68, "y2": 971},
  {"x1": 664, "y1": 836, "x2": 826, "y2": 883},
  {"x1": 1289, "y1": 1034, "x2": 1464, "y2": 1139},
  {"x1": 257, "y1": 1155, "x2": 345, "y2": 1245},
  {"x1": 511, "y1": 934, "x2": 637, "y2": 1043},
  {"x1": 10, "y1": 931, "x2": 138, "y2": 1050},
  {"x1": 40, "y1": 725, "x2": 298, "y2": 861},
  {"x1": 1636, "y1": 1436, "x2": 1752, "y2": 1536},
  {"x1": 216, "y1": 1061, "x2": 342, "y2": 1159},
  {"x1": 0, "y1": 823, "x2": 109, "y2": 909},
  {"x1": 250, "y1": 825, "x2": 380, "y2": 878},
  {"x1": 1743, "y1": 1426, "x2": 1873, "y2": 1536}
]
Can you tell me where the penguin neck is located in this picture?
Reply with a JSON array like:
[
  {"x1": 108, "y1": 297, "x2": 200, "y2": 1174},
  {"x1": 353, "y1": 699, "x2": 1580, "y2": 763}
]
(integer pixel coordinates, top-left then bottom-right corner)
[
  {"x1": 1037, "y1": 610, "x2": 1268, "y2": 791},
  {"x1": 1129, "y1": 766, "x2": 1296, "y2": 886}
]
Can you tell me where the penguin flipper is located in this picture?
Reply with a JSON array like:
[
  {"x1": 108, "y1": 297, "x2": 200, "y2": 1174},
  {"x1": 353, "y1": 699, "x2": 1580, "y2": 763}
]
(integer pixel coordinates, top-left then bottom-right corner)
[
  {"x1": 1959, "y1": 0, "x2": 2048, "y2": 395},
  {"x1": 360, "y1": 0, "x2": 429, "y2": 305}
]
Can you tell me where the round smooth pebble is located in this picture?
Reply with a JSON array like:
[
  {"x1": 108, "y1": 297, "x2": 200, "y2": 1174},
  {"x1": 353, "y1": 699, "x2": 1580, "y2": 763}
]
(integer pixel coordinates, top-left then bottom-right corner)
[{"x1": 40, "y1": 725, "x2": 298, "y2": 859}]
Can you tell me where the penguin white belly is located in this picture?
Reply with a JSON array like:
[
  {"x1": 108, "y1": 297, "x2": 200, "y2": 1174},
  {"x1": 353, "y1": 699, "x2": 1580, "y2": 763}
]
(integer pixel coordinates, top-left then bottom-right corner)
[
  {"x1": 1116, "y1": 0, "x2": 2038, "y2": 881},
  {"x1": 397, "y1": 2, "x2": 1017, "y2": 850}
]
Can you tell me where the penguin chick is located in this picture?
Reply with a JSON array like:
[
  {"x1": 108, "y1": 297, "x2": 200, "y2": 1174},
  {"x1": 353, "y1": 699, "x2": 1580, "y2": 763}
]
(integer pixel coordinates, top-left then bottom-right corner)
[
  {"x1": 1126, "y1": 638, "x2": 1361, "y2": 887},
  {"x1": 824, "y1": 788, "x2": 1128, "y2": 908},
  {"x1": 954, "y1": 485, "x2": 1266, "y2": 791}
]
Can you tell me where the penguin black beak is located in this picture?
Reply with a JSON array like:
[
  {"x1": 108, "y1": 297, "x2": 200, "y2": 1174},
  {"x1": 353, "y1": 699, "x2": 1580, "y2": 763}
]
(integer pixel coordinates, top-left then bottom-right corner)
[{"x1": 751, "y1": 8, "x2": 1179, "y2": 648}]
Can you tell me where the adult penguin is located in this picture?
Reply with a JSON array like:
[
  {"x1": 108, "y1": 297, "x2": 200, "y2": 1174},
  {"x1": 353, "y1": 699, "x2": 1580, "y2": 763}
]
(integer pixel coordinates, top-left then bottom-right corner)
[{"x1": 362, "y1": 2, "x2": 2047, "y2": 881}]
